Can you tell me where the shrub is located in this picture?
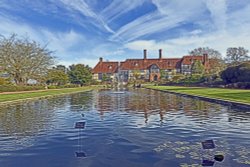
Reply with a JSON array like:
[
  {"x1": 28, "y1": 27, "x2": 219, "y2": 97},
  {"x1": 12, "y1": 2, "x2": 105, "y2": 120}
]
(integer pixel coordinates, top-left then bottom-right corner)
[
  {"x1": 0, "y1": 77, "x2": 12, "y2": 85},
  {"x1": 180, "y1": 74, "x2": 205, "y2": 84},
  {"x1": 0, "y1": 85, "x2": 45, "y2": 93},
  {"x1": 171, "y1": 74, "x2": 186, "y2": 83},
  {"x1": 221, "y1": 62, "x2": 250, "y2": 83},
  {"x1": 47, "y1": 84, "x2": 79, "y2": 89},
  {"x1": 47, "y1": 85, "x2": 57, "y2": 89}
]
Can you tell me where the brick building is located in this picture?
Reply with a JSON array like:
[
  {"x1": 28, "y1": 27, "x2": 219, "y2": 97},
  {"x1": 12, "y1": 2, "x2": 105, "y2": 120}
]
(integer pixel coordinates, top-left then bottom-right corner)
[{"x1": 92, "y1": 49, "x2": 210, "y2": 82}]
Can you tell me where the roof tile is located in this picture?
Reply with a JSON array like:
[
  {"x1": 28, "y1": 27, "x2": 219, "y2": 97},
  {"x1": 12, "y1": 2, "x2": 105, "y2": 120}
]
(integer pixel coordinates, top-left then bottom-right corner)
[{"x1": 92, "y1": 62, "x2": 118, "y2": 73}]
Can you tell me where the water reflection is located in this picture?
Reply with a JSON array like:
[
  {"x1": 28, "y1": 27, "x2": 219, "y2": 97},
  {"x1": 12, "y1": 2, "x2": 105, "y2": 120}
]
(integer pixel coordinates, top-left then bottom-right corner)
[
  {"x1": 0, "y1": 97, "x2": 71, "y2": 151},
  {"x1": 69, "y1": 92, "x2": 93, "y2": 112},
  {"x1": 93, "y1": 89, "x2": 250, "y2": 125},
  {"x1": 0, "y1": 101, "x2": 52, "y2": 135},
  {"x1": 0, "y1": 89, "x2": 249, "y2": 167}
]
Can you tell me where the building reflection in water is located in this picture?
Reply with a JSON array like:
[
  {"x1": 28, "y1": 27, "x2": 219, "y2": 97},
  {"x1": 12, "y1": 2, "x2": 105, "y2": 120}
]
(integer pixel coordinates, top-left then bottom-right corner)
[
  {"x1": 69, "y1": 91, "x2": 94, "y2": 112},
  {"x1": 93, "y1": 89, "x2": 250, "y2": 125},
  {"x1": 1, "y1": 89, "x2": 249, "y2": 147}
]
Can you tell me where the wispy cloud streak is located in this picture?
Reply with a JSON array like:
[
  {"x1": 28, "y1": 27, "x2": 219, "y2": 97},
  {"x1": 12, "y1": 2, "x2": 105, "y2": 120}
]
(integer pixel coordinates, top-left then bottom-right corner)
[
  {"x1": 0, "y1": 15, "x2": 90, "y2": 64},
  {"x1": 204, "y1": 0, "x2": 227, "y2": 30},
  {"x1": 111, "y1": 0, "x2": 205, "y2": 42},
  {"x1": 58, "y1": 0, "x2": 114, "y2": 33},
  {"x1": 0, "y1": 0, "x2": 250, "y2": 66},
  {"x1": 101, "y1": 0, "x2": 145, "y2": 23}
]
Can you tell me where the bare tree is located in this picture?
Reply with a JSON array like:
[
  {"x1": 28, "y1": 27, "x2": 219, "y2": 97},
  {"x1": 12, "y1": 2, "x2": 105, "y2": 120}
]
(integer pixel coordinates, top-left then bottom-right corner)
[
  {"x1": 0, "y1": 34, "x2": 55, "y2": 85},
  {"x1": 189, "y1": 47, "x2": 222, "y2": 59},
  {"x1": 226, "y1": 47, "x2": 249, "y2": 65},
  {"x1": 189, "y1": 47, "x2": 225, "y2": 78}
]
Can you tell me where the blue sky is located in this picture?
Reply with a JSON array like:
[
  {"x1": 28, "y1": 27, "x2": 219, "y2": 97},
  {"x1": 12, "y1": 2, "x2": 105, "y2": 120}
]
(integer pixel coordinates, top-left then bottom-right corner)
[{"x1": 0, "y1": 0, "x2": 250, "y2": 67}]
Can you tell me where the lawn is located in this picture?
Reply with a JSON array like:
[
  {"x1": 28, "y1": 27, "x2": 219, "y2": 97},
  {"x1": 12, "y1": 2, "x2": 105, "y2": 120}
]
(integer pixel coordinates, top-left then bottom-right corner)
[
  {"x1": 0, "y1": 86, "x2": 96, "y2": 103},
  {"x1": 145, "y1": 85, "x2": 250, "y2": 105}
]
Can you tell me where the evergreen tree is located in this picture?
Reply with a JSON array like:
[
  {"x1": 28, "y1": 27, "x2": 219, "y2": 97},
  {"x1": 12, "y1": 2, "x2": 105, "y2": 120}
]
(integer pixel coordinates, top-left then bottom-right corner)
[
  {"x1": 191, "y1": 60, "x2": 205, "y2": 74},
  {"x1": 68, "y1": 64, "x2": 92, "y2": 86},
  {"x1": 46, "y1": 69, "x2": 69, "y2": 85}
]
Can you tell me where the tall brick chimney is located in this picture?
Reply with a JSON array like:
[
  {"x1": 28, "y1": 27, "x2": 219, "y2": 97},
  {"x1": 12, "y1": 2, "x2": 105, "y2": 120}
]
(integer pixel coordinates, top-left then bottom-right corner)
[
  {"x1": 202, "y1": 53, "x2": 208, "y2": 63},
  {"x1": 99, "y1": 57, "x2": 103, "y2": 63},
  {"x1": 143, "y1": 49, "x2": 147, "y2": 60},
  {"x1": 159, "y1": 49, "x2": 162, "y2": 59}
]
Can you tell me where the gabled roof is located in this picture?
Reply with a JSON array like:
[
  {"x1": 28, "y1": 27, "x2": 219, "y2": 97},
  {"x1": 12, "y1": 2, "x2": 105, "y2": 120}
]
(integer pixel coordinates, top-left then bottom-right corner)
[
  {"x1": 157, "y1": 58, "x2": 182, "y2": 69},
  {"x1": 92, "y1": 61, "x2": 118, "y2": 73},
  {"x1": 120, "y1": 58, "x2": 182, "y2": 70},
  {"x1": 92, "y1": 53, "x2": 211, "y2": 73},
  {"x1": 181, "y1": 55, "x2": 203, "y2": 65}
]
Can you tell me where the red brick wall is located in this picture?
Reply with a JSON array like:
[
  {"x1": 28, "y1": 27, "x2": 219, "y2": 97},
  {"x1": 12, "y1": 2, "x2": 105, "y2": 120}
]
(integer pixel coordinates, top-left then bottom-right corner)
[{"x1": 149, "y1": 73, "x2": 160, "y2": 81}]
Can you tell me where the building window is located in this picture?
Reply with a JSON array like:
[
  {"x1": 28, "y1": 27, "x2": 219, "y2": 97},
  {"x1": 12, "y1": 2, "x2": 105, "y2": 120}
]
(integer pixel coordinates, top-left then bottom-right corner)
[
  {"x1": 150, "y1": 64, "x2": 159, "y2": 73},
  {"x1": 134, "y1": 62, "x2": 138, "y2": 66},
  {"x1": 107, "y1": 73, "x2": 112, "y2": 77},
  {"x1": 98, "y1": 73, "x2": 102, "y2": 80}
]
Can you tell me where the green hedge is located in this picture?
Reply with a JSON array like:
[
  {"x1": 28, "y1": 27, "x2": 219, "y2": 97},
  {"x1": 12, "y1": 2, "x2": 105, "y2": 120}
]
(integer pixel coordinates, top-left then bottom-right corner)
[
  {"x1": 0, "y1": 85, "x2": 45, "y2": 93},
  {"x1": 47, "y1": 84, "x2": 79, "y2": 89},
  {"x1": 178, "y1": 74, "x2": 205, "y2": 84},
  {"x1": 0, "y1": 84, "x2": 81, "y2": 92}
]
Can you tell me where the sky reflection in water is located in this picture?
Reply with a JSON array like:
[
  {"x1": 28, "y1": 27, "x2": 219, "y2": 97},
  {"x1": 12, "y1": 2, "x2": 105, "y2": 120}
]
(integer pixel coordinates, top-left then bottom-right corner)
[{"x1": 0, "y1": 89, "x2": 249, "y2": 167}]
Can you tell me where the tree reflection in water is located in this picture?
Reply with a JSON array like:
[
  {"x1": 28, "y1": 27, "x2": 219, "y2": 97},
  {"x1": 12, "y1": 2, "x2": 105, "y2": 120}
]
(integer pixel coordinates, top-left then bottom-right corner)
[
  {"x1": 0, "y1": 89, "x2": 249, "y2": 167},
  {"x1": 0, "y1": 97, "x2": 69, "y2": 150},
  {"x1": 93, "y1": 89, "x2": 250, "y2": 125}
]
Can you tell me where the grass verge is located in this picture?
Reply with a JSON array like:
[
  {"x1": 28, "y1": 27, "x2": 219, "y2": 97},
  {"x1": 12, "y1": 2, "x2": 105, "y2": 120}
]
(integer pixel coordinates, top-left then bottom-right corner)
[
  {"x1": 145, "y1": 85, "x2": 250, "y2": 105},
  {"x1": 0, "y1": 86, "x2": 98, "y2": 103}
]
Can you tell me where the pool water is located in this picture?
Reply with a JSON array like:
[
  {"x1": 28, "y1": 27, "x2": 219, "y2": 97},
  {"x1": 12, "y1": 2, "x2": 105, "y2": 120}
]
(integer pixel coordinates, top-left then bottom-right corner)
[{"x1": 0, "y1": 89, "x2": 249, "y2": 167}]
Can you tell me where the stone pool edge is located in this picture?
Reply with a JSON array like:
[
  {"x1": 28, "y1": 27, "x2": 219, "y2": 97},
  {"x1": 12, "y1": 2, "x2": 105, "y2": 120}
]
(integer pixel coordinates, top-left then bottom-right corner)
[{"x1": 144, "y1": 87, "x2": 250, "y2": 110}]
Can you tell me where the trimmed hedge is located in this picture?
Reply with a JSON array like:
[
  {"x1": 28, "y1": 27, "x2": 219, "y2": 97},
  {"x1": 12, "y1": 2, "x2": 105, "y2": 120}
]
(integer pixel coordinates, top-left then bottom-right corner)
[
  {"x1": 0, "y1": 85, "x2": 45, "y2": 93},
  {"x1": 0, "y1": 84, "x2": 81, "y2": 93},
  {"x1": 47, "y1": 84, "x2": 79, "y2": 89}
]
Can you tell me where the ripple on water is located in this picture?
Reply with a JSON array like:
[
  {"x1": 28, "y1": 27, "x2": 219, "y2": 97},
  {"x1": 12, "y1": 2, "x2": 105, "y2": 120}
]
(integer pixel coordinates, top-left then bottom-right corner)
[{"x1": 0, "y1": 89, "x2": 250, "y2": 167}]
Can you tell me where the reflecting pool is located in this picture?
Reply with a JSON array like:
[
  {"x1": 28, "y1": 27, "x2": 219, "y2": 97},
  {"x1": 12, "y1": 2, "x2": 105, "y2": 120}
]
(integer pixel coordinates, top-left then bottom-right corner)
[{"x1": 0, "y1": 89, "x2": 250, "y2": 167}]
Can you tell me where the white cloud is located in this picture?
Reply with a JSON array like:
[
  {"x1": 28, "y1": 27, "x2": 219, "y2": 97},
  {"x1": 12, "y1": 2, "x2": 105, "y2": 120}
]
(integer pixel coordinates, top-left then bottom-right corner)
[
  {"x1": 0, "y1": 15, "x2": 84, "y2": 54},
  {"x1": 227, "y1": 3, "x2": 250, "y2": 27},
  {"x1": 203, "y1": 0, "x2": 227, "y2": 30},
  {"x1": 0, "y1": 15, "x2": 92, "y2": 66},
  {"x1": 124, "y1": 40, "x2": 157, "y2": 50},
  {"x1": 41, "y1": 30, "x2": 85, "y2": 54},
  {"x1": 59, "y1": 58, "x2": 98, "y2": 68},
  {"x1": 101, "y1": 0, "x2": 145, "y2": 23},
  {"x1": 152, "y1": 0, "x2": 204, "y2": 15},
  {"x1": 111, "y1": 0, "x2": 205, "y2": 42},
  {"x1": 58, "y1": 0, "x2": 114, "y2": 33},
  {"x1": 1, "y1": 0, "x2": 250, "y2": 67},
  {"x1": 0, "y1": 16, "x2": 41, "y2": 40},
  {"x1": 124, "y1": 29, "x2": 250, "y2": 58},
  {"x1": 122, "y1": 0, "x2": 250, "y2": 58}
]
